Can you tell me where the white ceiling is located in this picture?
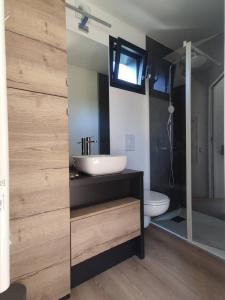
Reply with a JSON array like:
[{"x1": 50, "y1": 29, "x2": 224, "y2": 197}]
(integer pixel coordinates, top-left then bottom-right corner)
[
  {"x1": 90, "y1": 0, "x2": 224, "y2": 49},
  {"x1": 67, "y1": 30, "x2": 108, "y2": 74}
]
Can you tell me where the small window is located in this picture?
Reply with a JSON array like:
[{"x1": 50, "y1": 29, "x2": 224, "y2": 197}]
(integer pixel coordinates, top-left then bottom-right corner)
[
  {"x1": 149, "y1": 59, "x2": 175, "y2": 100},
  {"x1": 109, "y1": 36, "x2": 147, "y2": 94}
]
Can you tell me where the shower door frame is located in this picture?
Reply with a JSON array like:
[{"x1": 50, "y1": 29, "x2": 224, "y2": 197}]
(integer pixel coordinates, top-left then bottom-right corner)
[{"x1": 184, "y1": 41, "x2": 193, "y2": 241}]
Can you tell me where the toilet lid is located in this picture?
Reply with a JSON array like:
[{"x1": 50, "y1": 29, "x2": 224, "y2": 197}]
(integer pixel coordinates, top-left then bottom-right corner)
[{"x1": 144, "y1": 190, "x2": 170, "y2": 205}]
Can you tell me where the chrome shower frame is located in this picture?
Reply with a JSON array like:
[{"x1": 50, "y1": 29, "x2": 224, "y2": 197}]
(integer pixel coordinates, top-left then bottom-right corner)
[{"x1": 184, "y1": 41, "x2": 193, "y2": 241}]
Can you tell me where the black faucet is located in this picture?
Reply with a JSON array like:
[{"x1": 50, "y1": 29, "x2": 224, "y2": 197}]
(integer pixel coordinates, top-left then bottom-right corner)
[{"x1": 78, "y1": 137, "x2": 97, "y2": 155}]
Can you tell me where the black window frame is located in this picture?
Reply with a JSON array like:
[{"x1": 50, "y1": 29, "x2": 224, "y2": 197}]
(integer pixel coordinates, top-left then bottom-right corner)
[
  {"x1": 109, "y1": 36, "x2": 147, "y2": 95},
  {"x1": 149, "y1": 58, "x2": 173, "y2": 101}
]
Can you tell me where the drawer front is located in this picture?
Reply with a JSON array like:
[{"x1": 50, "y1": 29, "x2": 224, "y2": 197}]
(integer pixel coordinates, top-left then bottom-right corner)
[{"x1": 71, "y1": 200, "x2": 140, "y2": 266}]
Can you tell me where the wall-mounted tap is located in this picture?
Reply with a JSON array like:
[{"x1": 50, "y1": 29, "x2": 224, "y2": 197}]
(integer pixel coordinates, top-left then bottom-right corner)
[
  {"x1": 77, "y1": 137, "x2": 87, "y2": 155},
  {"x1": 78, "y1": 137, "x2": 97, "y2": 155},
  {"x1": 85, "y1": 137, "x2": 97, "y2": 155}
]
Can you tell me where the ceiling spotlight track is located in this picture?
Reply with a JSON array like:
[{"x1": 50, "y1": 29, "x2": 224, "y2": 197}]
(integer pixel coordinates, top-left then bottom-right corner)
[{"x1": 65, "y1": 2, "x2": 112, "y2": 32}]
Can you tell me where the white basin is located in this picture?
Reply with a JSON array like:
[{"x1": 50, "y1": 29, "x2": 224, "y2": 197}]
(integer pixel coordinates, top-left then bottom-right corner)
[{"x1": 72, "y1": 155, "x2": 127, "y2": 176}]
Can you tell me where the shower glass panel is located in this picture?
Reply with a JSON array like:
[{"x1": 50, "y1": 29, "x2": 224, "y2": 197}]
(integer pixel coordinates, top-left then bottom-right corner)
[
  {"x1": 190, "y1": 33, "x2": 225, "y2": 258},
  {"x1": 150, "y1": 34, "x2": 225, "y2": 259},
  {"x1": 151, "y1": 45, "x2": 188, "y2": 239}
]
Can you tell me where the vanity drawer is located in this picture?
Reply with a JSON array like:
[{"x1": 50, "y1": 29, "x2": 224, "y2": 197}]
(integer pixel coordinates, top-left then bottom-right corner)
[{"x1": 71, "y1": 197, "x2": 141, "y2": 266}]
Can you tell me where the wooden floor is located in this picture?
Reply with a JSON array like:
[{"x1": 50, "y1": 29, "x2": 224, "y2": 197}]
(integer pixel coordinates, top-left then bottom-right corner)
[{"x1": 70, "y1": 225, "x2": 225, "y2": 300}]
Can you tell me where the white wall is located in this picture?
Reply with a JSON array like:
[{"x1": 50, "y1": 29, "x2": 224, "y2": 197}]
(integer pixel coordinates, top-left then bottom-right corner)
[
  {"x1": 66, "y1": 0, "x2": 147, "y2": 48},
  {"x1": 68, "y1": 65, "x2": 99, "y2": 161},
  {"x1": 66, "y1": 0, "x2": 150, "y2": 188},
  {"x1": 110, "y1": 85, "x2": 150, "y2": 179}
]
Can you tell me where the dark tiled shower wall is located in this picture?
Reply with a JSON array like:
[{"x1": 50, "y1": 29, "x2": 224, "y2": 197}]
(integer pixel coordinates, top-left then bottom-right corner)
[
  {"x1": 172, "y1": 85, "x2": 186, "y2": 208},
  {"x1": 147, "y1": 36, "x2": 186, "y2": 211}
]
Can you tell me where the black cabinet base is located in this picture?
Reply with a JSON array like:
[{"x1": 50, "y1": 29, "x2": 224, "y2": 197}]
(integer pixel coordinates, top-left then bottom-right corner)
[
  {"x1": 71, "y1": 237, "x2": 144, "y2": 288},
  {"x1": 0, "y1": 283, "x2": 26, "y2": 300},
  {"x1": 59, "y1": 294, "x2": 70, "y2": 300}
]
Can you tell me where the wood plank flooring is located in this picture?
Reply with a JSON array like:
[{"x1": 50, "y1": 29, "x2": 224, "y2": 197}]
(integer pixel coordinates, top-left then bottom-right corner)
[{"x1": 70, "y1": 225, "x2": 225, "y2": 300}]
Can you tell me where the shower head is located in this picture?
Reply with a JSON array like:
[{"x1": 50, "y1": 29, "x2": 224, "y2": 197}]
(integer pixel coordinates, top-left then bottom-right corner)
[
  {"x1": 191, "y1": 52, "x2": 207, "y2": 69},
  {"x1": 163, "y1": 44, "x2": 221, "y2": 68}
]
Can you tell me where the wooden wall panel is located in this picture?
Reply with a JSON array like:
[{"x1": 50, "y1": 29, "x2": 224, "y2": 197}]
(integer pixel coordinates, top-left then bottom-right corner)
[
  {"x1": 10, "y1": 168, "x2": 69, "y2": 219},
  {"x1": 8, "y1": 89, "x2": 69, "y2": 219},
  {"x1": 18, "y1": 261, "x2": 70, "y2": 300},
  {"x1": 11, "y1": 209, "x2": 70, "y2": 279},
  {"x1": 5, "y1": 0, "x2": 67, "y2": 50},
  {"x1": 8, "y1": 89, "x2": 69, "y2": 171},
  {"x1": 5, "y1": 0, "x2": 70, "y2": 298},
  {"x1": 6, "y1": 31, "x2": 67, "y2": 97}
]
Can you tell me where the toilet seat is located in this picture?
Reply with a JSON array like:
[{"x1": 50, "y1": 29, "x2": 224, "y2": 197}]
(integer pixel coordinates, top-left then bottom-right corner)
[
  {"x1": 144, "y1": 190, "x2": 170, "y2": 228},
  {"x1": 144, "y1": 190, "x2": 169, "y2": 206}
]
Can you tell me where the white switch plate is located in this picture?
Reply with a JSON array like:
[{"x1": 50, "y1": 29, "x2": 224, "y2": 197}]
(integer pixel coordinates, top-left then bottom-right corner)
[{"x1": 125, "y1": 134, "x2": 135, "y2": 151}]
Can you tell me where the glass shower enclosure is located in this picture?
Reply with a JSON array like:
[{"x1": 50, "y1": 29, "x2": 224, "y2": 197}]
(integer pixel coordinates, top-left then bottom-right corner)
[
  {"x1": 190, "y1": 34, "x2": 225, "y2": 257},
  {"x1": 152, "y1": 34, "x2": 225, "y2": 259}
]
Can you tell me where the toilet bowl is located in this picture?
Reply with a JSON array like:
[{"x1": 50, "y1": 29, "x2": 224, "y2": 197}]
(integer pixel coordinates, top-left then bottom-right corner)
[{"x1": 144, "y1": 190, "x2": 170, "y2": 228}]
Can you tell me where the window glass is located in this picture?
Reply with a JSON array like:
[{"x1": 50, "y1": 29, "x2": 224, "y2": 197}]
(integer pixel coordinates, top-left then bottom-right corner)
[
  {"x1": 109, "y1": 36, "x2": 147, "y2": 94},
  {"x1": 118, "y1": 53, "x2": 138, "y2": 84}
]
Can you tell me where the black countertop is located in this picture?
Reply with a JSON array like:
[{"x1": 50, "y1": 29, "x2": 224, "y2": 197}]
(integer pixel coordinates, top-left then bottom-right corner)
[{"x1": 70, "y1": 169, "x2": 143, "y2": 187}]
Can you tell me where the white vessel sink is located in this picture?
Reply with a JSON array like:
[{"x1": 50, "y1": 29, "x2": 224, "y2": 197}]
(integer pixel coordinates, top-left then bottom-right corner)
[{"x1": 72, "y1": 155, "x2": 127, "y2": 176}]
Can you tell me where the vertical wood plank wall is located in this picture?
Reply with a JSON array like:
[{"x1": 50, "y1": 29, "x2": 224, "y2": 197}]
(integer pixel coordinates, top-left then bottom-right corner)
[{"x1": 5, "y1": 1, "x2": 70, "y2": 299}]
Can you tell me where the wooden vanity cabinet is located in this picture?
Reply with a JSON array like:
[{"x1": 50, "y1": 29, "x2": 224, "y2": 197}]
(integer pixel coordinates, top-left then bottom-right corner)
[
  {"x1": 70, "y1": 169, "x2": 144, "y2": 287},
  {"x1": 71, "y1": 197, "x2": 141, "y2": 266}
]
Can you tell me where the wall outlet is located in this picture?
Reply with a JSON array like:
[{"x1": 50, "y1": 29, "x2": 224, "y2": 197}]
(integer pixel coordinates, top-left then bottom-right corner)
[{"x1": 125, "y1": 134, "x2": 135, "y2": 151}]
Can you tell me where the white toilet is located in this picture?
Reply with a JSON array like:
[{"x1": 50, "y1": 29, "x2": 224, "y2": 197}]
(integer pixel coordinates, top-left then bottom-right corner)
[{"x1": 144, "y1": 190, "x2": 170, "y2": 228}]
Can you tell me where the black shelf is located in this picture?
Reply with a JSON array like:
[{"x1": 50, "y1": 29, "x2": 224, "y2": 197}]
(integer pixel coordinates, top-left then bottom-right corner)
[
  {"x1": 70, "y1": 169, "x2": 143, "y2": 209},
  {"x1": 70, "y1": 169, "x2": 143, "y2": 186}
]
